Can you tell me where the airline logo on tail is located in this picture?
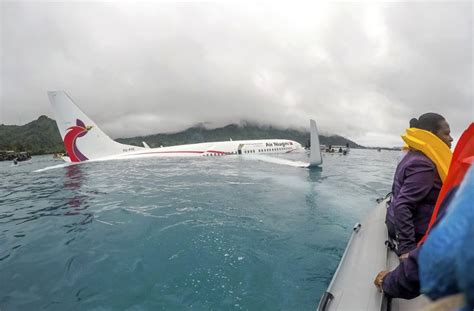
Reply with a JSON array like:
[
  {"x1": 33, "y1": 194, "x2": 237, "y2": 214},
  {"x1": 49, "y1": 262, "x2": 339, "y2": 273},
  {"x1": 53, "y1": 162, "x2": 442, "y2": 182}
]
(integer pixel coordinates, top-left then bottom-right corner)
[{"x1": 64, "y1": 119, "x2": 93, "y2": 162}]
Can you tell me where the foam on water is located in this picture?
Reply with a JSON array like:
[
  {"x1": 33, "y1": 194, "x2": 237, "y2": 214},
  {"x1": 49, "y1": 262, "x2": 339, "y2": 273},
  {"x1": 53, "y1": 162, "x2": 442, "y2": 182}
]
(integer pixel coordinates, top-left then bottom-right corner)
[{"x1": 0, "y1": 150, "x2": 398, "y2": 310}]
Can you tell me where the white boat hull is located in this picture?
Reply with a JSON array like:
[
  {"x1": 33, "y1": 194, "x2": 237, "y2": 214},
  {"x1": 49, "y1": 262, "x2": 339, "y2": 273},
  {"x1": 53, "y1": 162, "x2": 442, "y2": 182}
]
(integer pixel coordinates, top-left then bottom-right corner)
[{"x1": 317, "y1": 198, "x2": 430, "y2": 311}]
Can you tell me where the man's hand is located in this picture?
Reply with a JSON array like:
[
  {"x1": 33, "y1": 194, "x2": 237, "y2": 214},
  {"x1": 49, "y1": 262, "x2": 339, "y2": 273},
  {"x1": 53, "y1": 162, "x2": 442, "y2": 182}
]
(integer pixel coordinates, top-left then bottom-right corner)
[
  {"x1": 399, "y1": 252, "x2": 410, "y2": 260},
  {"x1": 374, "y1": 271, "x2": 390, "y2": 292}
]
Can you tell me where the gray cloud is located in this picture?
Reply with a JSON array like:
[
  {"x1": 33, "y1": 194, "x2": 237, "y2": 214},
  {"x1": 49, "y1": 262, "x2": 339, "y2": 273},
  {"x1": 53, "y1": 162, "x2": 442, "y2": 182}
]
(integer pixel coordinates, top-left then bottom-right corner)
[{"x1": 1, "y1": 1, "x2": 472, "y2": 147}]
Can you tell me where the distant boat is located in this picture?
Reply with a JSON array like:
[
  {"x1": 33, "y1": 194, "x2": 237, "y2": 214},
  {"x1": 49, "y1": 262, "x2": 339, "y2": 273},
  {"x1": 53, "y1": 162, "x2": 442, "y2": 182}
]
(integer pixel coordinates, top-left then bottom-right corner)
[
  {"x1": 16, "y1": 152, "x2": 31, "y2": 162},
  {"x1": 322, "y1": 144, "x2": 350, "y2": 155},
  {"x1": 53, "y1": 153, "x2": 66, "y2": 160},
  {"x1": 11, "y1": 152, "x2": 31, "y2": 166}
]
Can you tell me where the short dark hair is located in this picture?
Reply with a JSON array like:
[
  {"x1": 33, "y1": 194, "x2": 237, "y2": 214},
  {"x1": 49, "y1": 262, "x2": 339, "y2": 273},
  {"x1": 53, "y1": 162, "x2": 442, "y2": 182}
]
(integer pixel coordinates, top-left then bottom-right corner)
[{"x1": 409, "y1": 113, "x2": 445, "y2": 133}]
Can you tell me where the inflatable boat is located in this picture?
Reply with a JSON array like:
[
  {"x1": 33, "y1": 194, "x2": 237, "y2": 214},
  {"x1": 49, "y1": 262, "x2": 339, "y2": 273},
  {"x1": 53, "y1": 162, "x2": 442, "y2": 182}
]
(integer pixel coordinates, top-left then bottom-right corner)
[{"x1": 317, "y1": 197, "x2": 430, "y2": 311}]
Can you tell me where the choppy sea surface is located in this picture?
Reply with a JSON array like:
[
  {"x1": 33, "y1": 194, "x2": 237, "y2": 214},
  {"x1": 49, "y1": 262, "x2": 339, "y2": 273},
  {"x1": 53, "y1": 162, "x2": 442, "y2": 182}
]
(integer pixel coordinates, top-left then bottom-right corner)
[{"x1": 0, "y1": 149, "x2": 399, "y2": 310}]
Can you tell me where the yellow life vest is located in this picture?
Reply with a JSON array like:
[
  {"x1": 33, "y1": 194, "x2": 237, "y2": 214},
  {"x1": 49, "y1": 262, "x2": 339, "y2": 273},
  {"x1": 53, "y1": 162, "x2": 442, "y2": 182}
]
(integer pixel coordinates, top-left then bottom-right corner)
[{"x1": 401, "y1": 128, "x2": 452, "y2": 182}]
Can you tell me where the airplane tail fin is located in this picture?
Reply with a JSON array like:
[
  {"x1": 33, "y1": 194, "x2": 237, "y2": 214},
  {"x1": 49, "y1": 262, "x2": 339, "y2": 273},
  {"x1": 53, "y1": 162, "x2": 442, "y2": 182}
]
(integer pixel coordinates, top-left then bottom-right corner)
[
  {"x1": 48, "y1": 91, "x2": 143, "y2": 162},
  {"x1": 309, "y1": 119, "x2": 322, "y2": 166}
]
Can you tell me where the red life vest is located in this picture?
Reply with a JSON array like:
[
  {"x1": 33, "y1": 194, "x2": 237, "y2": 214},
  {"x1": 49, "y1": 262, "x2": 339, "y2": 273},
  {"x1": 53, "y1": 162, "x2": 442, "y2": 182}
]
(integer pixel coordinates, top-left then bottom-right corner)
[{"x1": 418, "y1": 123, "x2": 474, "y2": 246}]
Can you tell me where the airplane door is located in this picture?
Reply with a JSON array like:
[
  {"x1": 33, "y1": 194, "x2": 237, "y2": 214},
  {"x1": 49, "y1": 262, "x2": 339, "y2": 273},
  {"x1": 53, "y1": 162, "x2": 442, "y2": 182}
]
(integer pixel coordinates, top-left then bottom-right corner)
[{"x1": 238, "y1": 144, "x2": 244, "y2": 155}]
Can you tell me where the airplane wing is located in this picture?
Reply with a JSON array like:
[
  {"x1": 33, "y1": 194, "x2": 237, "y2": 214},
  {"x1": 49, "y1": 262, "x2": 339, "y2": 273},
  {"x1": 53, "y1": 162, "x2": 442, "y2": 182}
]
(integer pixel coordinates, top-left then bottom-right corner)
[
  {"x1": 243, "y1": 154, "x2": 312, "y2": 168},
  {"x1": 242, "y1": 119, "x2": 322, "y2": 169}
]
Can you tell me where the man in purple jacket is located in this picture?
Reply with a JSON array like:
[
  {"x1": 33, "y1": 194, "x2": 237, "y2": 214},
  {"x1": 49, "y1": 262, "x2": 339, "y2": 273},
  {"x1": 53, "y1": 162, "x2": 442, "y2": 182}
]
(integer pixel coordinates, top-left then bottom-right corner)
[
  {"x1": 373, "y1": 113, "x2": 453, "y2": 298},
  {"x1": 385, "y1": 150, "x2": 442, "y2": 256},
  {"x1": 385, "y1": 113, "x2": 452, "y2": 258},
  {"x1": 376, "y1": 175, "x2": 463, "y2": 299}
]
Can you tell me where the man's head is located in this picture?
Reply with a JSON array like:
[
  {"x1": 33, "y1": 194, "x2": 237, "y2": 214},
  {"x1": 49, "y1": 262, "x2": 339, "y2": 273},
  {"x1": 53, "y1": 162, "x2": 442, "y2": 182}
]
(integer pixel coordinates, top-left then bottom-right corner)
[{"x1": 410, "y1": 113, "x2": 453, "y2": 148}]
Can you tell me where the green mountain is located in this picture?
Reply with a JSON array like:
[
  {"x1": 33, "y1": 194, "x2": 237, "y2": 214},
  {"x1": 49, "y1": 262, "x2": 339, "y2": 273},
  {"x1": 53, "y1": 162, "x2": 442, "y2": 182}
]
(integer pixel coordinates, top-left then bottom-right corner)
[
  {"x1": 117, "y1": 122, "x2": 364, "y2": 149},
  {"x1": 0, "y1": 116, "x2": 364, "y2": 155},
  {"x1": 0, "y1": 116, "x2": 64, "y2": 154}
]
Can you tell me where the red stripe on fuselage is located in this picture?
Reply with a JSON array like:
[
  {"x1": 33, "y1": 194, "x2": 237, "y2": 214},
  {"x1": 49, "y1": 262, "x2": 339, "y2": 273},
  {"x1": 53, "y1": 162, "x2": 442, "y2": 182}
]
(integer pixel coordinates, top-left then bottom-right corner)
[{"x1": 123, "y1": 151, "x2": 206, "y2": 156}]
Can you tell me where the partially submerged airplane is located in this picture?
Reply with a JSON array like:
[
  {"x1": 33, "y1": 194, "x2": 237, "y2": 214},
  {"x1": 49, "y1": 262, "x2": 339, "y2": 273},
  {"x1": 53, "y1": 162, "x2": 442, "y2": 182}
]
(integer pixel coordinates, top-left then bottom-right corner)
[{"x1": 43, "y1": 91, "x2": 322, "y2": 169}]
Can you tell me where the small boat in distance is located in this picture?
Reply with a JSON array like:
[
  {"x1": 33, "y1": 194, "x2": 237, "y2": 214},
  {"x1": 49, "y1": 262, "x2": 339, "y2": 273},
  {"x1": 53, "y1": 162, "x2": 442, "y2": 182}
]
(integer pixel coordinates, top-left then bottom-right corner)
[
  {"x1": 322, "y1": 144, "x2": 350, "y2": 155},
  {"x1": 52, "y1": 152, "x2": 66, "y2": 160}
]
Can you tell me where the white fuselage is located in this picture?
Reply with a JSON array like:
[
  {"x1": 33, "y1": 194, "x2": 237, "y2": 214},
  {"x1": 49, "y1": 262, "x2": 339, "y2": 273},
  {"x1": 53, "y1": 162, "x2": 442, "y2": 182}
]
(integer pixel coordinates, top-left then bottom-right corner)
[
  {"x1": 111, "y1": 139, "x2": 303, "y2": 160},
  {"x1": 46, "y1": 91, "x2": 321, "y2": 168}
]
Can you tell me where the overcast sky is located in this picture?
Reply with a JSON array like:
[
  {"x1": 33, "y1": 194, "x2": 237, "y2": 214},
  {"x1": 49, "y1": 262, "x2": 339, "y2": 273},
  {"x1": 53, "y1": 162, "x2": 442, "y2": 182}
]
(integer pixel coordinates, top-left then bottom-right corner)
[{"x1": 1, "y1": 1, "x2": 472, "y2": 147}]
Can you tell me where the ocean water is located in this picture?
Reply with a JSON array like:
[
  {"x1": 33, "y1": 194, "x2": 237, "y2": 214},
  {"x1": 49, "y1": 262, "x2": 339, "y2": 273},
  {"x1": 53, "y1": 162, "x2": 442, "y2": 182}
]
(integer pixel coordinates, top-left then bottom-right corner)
[{"x1": 0, "y1": 149, "x2": 398, "y2": 310}]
